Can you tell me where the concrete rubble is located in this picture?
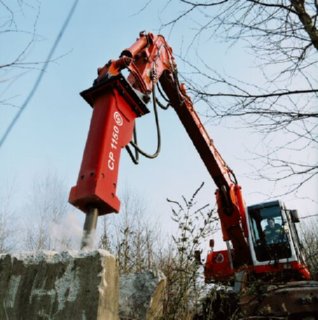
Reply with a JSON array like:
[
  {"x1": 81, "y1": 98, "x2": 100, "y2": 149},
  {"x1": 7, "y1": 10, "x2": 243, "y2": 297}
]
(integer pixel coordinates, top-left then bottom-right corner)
[{"x1": 119, "y1": 270, "x2": 166, "y2": 320}]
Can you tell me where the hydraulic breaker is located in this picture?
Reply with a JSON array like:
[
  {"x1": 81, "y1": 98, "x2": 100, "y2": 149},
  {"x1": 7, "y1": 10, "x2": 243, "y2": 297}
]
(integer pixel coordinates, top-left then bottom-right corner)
[{"x1": 69, "y1": 74, "x2": 149, "y2": 247}]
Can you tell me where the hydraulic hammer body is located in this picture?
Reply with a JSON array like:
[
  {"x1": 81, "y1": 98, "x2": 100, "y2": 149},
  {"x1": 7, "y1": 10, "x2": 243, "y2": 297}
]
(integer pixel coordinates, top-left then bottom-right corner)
[{"x1": 69, "y1": 74, "x2": 149, "y2": 218}]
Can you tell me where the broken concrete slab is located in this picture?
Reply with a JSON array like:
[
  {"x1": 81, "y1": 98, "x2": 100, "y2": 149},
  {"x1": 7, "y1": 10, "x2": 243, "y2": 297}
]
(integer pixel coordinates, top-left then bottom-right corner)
[
  {"x1": 119, "y1": 270, "x2": 166, "y2": 320},
  {"x1": 0, "y1": 250, "x2": 119, "y2": 320}
]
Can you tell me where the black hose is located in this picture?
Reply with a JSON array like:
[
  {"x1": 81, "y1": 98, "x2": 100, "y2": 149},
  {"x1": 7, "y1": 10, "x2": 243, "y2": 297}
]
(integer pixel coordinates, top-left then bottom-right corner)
[
  {"x1": 129, "y1": 85, "x2": 161, "y2": 159},
  {"x1": 157, "y1": 83, "x2": 170, "y2": 104},
  {"x1": 125, "y1": 145, "x2": 139, "y2": 164},
  {"x1": 156, "y1": 97, "x2": 170, "y2": 110},
  {"x1": 125, "y1": 126, "x2": 140, "y2": 164}
]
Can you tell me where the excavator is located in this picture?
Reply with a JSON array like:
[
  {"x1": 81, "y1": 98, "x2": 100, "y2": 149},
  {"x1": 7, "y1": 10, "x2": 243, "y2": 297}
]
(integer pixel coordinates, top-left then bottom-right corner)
[{"x1": 69, "y1": 32, "x2": 318, "y2": 319}]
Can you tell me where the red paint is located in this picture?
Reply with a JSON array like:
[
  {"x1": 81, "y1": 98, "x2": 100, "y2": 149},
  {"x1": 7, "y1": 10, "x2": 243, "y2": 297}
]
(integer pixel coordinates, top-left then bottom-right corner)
[
  {"x1": 69, "y1": 77, "x2": 147, "y2": 215},
  {"x1": 205, "y1": 250, "x2": 234, "y2": 282}
]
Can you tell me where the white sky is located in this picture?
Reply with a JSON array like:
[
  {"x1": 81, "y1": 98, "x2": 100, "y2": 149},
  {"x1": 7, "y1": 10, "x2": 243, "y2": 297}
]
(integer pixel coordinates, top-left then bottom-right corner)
[{"x1": 1, "y1": 1, "x2": 317, "y2": 251}]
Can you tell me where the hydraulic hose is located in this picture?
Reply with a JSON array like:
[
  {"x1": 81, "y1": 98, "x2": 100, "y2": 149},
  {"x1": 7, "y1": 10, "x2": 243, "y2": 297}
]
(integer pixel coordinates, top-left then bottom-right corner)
[{"x1": 129, "y1": 86, "x2": 161, "y2": 159}]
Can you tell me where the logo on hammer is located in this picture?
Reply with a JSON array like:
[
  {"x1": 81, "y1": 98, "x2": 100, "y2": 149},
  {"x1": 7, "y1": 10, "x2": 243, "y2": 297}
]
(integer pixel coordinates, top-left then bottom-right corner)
[{"x1": 114, "y1": 111, "x2": 123, "y2": 126}]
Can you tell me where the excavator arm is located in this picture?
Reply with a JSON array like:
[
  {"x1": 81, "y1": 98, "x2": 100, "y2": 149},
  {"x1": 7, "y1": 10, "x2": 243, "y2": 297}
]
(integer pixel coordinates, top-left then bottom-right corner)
[{"x1": 69, "y1": 32, "x2": 250, "y2": 266}]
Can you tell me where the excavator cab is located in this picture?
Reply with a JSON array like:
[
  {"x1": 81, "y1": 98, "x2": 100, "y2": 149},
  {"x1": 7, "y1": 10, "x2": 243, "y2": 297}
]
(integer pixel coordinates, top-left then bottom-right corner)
[
  {"x1": 248, "y1": 200, "x2": 291, "y2": 262},
  {"x1": 205, "y1": 200, "x2": 310, "y2": 283},
  {"x1": 247, "y1": 200, "x2": 309, "y2": 279}
]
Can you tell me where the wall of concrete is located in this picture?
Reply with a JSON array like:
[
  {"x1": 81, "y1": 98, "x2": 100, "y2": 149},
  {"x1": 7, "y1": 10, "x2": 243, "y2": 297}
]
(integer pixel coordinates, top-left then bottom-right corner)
[{"x1": 0, "y1": 250, "x2": 119, "y2": 320}]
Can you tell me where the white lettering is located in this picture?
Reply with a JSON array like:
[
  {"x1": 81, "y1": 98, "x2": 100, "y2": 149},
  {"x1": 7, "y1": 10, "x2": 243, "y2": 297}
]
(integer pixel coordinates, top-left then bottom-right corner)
[
  {"x1": 108, "y1": 152, "x2": 115, "y2": 170},
  {"x1": 107, "y1": 116, "x2": 122, "y2": 171}
]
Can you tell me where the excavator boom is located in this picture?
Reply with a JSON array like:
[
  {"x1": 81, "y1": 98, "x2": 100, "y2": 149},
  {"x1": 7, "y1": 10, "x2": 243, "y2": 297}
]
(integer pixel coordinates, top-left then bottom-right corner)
[{"x1": 69, "y1": 32, "x2": 249, "y2": 258}]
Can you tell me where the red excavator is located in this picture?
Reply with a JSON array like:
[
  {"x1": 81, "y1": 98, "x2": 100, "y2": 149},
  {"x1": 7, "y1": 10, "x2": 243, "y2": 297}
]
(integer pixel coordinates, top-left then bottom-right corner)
[{"x1": 69, "y1": 32, "x2": 318, "y2": 319}]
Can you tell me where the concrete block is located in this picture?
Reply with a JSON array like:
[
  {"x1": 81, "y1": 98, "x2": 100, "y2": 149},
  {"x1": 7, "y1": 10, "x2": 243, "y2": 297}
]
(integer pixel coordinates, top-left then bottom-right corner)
[
  {"x1": 119, "y1": 270, "x2": 166, "y2": 320},
  {"x1": 0, "y1": 250, "x2": 119, "y2": 320}
]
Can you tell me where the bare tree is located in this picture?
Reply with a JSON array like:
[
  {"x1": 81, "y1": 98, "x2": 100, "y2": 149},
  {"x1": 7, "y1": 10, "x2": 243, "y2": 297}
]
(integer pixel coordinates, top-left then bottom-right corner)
[
  {"x1": 156, "y1": 0, "x2": 318, "y2": 195},
  {"x1": 98, "y1": 188, "x2": 161, "y2": 274},
  {"x1": 0, "y1": 184, "x2": 16, "y2": 252},
  {"x1": 99, "y1": 215, "x2": 113, "y2": 252},
  {"x1": 0, "y1": 1, "x2": 41, "y2": 109},
  {"x1": 23, "y1": 173, "x2": 70, "y2": 251},
  {"x1": 160, "y1": 183, "x2": 217, "y2": 319},
  {"x1": 300, "y1": 215, "x2": 318, "y2": 278}
]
